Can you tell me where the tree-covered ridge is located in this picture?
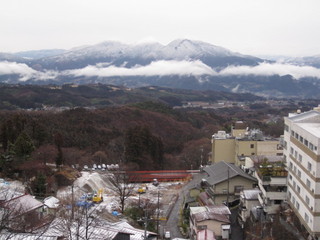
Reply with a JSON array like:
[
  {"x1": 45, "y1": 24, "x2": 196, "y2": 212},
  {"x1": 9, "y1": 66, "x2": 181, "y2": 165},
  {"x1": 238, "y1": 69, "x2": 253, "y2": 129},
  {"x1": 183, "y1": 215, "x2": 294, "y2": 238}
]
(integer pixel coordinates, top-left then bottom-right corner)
[{"x1": 0, "y1": 84, "x2": 263, "y2": 110}]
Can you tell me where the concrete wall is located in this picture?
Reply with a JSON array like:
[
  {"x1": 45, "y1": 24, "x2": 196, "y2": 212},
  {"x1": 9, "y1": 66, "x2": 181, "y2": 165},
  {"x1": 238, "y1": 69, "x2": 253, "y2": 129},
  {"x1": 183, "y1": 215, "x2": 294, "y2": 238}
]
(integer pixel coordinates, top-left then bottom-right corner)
[
  {"x1": 212, "y1": 138, "x2": 235, "y2": 164},
  {"x1": 257, "y1": 140, "x2": 282, "y2": 156}
]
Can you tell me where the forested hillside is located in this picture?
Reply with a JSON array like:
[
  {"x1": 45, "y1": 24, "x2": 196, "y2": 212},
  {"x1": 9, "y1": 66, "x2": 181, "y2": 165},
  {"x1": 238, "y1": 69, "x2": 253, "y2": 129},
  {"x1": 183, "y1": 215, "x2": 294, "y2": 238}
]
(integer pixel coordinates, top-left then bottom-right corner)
[{"x1": 0, "y1": 84, "x2": 315, "y2": 197}]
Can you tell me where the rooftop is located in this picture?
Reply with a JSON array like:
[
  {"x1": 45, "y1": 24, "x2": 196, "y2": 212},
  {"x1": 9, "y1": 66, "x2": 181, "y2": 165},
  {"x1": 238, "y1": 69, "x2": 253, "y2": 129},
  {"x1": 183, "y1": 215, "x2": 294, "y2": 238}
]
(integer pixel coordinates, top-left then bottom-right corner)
[
  {"x1": 203, "y1": 161, "x2": 256, "y2": 185},
  {"x1": 241, "y1": 189, "x2": 261, "y2": 200},
  {"x1": 295, "y1": 122, "x2": 320, "y2": 138}
]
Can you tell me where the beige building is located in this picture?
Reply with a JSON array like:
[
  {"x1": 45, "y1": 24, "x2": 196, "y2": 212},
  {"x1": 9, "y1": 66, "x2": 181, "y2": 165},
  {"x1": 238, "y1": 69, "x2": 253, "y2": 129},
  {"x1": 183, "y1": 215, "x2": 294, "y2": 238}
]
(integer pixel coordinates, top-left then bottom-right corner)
[
  {"x1": 284, "y1": 108, "x2": 320, "y2": 239},
  {"x1": 203, "y1": 161, "x2": 257, "y2": 204},
  {"x1": 238, "y1": 189, "x2": 261, "y2": 228},
  {"x1": 211, "y1": 123, "x2": 283, "y2": 165},
  {"x1": 189, "y1": 205, "x2": 231, "y2": 240}
]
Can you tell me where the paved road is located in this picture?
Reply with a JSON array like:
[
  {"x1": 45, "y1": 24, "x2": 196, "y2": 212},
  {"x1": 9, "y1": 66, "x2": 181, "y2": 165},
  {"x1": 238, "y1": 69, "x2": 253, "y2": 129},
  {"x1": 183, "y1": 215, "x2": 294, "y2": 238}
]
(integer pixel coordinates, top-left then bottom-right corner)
[{"x1": 164, "y1": 172, "x2": 206, "y2": 239}]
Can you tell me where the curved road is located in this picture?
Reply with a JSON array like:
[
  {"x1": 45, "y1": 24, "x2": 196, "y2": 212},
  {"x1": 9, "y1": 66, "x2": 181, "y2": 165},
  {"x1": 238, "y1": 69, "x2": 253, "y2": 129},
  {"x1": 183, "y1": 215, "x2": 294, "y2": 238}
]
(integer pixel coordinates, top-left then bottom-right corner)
[{"x1": 163, "y1": 172, "x2": 205, "y2": 239}]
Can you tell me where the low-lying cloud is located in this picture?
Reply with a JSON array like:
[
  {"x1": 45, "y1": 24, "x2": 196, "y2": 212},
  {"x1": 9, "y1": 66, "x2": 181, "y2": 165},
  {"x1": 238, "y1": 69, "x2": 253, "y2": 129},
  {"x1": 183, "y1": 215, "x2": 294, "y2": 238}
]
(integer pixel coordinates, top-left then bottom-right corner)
[
  {"x1": 219, "y1": 62, "x2": 320, "y2": 79},
  {"x1": 0, "y1": 61, "x2": 36, "y2": 79},
  {"x1": 1, "y1": 60, "x2": 320, "y2": 82},
  {"x1": 66, "y1": 61, "x2": 320, "y2": 80},
  {"x1": 0, "y1": 61, "x2": 58, "y2": 81},
  {"x1": 65, "y1": 60, "x2": 216, "y2": 77}
]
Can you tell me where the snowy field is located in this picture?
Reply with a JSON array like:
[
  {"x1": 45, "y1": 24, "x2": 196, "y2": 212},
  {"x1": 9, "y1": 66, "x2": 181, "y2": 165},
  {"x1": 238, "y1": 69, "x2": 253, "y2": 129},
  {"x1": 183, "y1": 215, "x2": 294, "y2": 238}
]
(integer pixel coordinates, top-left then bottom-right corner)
[{"x1": 56, "y1": 171, "x2": 184, "y2": 215}]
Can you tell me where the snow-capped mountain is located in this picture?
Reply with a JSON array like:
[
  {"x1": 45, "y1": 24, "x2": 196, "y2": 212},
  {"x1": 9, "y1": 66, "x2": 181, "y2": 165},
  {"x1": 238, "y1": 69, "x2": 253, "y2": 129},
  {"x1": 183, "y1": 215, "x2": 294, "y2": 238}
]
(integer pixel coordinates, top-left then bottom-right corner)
[
  {"x1": 27, "y1": 39, "x2": 263, "y2": 70},
  {"x1": 14, "y1": 49, "x2": 66, "y2": 59},
  {"x1": 285, "y1": 55, "x2": 320, "y2": 68},
  {"x1": 1, "y1": 39, "x2": 320, "y2": 98}
]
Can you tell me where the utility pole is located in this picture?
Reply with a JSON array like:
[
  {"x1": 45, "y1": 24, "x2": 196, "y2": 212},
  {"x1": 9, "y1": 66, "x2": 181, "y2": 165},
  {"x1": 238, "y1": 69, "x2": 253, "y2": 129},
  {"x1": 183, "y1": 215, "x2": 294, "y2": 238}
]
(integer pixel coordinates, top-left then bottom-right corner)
[
  {"x1": 156, "y1": 191, "x2": 160, "y2": 238},
  {"x1": 71, "y1": 184, "x2": 74, "y2": 220},
  {"x1": 144, "y1": 208, "x2": 148, "y2": 240},
  {"x1": 226, "y1": 164, "x2": 230, "y2": 206},
  {"x1": 200, "y1": 146, "x2": 203, "y2": 166}
]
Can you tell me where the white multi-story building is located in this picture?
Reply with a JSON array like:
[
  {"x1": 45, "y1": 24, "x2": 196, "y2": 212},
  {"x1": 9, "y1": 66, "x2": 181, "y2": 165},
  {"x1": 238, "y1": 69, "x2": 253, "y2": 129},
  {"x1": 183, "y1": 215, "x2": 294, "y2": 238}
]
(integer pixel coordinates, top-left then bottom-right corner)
[{"x1": 284, "y1": 108, "x2": 320, "y2": 239}]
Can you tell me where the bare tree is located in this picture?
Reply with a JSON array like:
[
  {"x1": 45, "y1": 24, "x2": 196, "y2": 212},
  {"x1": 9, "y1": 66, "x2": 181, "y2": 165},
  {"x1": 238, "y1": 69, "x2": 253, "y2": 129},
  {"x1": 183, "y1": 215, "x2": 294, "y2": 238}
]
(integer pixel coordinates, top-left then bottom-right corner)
[
  {"x1": 106, "y1": 170, "x2": 136, "y2": 213},
  {"x1": 52, "y1": 205, "x2": 99, "y2": 240},
  {"x1": 0, "y1": 186, "x2": 53, "y2": 239}
]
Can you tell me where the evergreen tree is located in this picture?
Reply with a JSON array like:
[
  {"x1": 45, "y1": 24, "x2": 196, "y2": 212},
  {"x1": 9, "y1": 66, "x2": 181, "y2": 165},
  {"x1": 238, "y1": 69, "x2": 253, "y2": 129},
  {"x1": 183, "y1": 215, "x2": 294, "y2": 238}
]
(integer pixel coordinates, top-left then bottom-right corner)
[
  {"x1": 13, "y1": 132, "x2": 35, "y2": 159},
  {"x1": 34, "y1": 173, "x2": 47, "y2": 198}
]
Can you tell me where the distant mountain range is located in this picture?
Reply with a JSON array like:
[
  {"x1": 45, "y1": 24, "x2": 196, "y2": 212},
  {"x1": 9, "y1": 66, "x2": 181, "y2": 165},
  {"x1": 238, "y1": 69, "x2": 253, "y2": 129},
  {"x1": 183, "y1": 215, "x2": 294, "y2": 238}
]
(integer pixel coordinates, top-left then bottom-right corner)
[{"x1": 1, "y1": 39, "x2": 320, "y2": 98}]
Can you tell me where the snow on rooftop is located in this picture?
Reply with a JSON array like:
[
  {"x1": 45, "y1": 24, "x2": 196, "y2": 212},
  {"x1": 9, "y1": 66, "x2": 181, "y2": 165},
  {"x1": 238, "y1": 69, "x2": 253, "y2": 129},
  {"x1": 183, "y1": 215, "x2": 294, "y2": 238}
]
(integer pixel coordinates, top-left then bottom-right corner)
[
  {"x1": 44, "y1": 196, "x2": 60, "y2": 209},
  {"x1": 4, "y1": 194, "x2": 43, "y2": 217}
]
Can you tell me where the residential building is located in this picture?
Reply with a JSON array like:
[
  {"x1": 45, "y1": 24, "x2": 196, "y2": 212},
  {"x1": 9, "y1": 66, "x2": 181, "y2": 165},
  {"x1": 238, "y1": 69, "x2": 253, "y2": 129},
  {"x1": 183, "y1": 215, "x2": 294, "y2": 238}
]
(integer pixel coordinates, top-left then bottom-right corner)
[
  {"x1": 203, "y1": 161, "x2": 257, "y2": 204},
  {"x1": 189, "y1": 205, "x2": 231, "y2": 240},
  {"x1": 238, "y1": 189, "x2": 261, "y2": 228},
  {"x1": 0, "y1": 194, "x2": 48, "y2": 232},
  {"x1": 284, "y1": 108, "x2": 320, "y2": 239},
  {"x1": 241, "y1": 155, "x2": 287, "y2": 215},
  {"x1": 211, "y1": 122, "x2": 282, "y2": 165}
]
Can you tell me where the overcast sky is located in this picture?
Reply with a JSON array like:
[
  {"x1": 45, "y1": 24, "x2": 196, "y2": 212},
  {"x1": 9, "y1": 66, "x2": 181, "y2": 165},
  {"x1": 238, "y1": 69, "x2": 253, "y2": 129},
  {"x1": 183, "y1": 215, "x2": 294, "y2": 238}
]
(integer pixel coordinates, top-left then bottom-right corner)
[{"x1": 1, "y1": 0, "x2": 320, "y2": 57}]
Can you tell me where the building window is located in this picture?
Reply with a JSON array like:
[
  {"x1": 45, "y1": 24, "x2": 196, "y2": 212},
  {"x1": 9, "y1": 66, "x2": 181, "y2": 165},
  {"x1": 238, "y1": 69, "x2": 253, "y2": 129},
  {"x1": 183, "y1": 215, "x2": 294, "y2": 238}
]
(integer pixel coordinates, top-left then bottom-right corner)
[
  {"x1": 294, "y1": 165, "x2": 296, "y2": 174},
  {"x1": 291, "y1": 130, "x2": 295, "y2": 137},
  {"x1": 297, "y1": 186, "x2": 300, "y2": 193},
  {"x1": 250, "y1": 144, "x2": 254, "y2": 148},
  {"x1": 306, "y1": 179, "x2": 311, "y2": 188},
  {"x1": 309, "y1": 143, "x2": 314, "y2": 151},
  {"x1": 289, "y1": 174, "x2": 292, "y2": 180},
  {"x1": 285, "y1": 124, "x2": 289, "y2": 132},
  {"x1": 290, "y1": 147, "x2": 294, "y2": 155},
  {"x1": 305, "y1": 213, "x2": 309, "y2": 223},
  {"x1": 296, "y1": 202, "x2": 300, "y2": 210},
  {"x1": 288, "y1": 191, "x2": 291, "y2": 199},
  {"x1": 300, "y1": 136, "x2": 304, "y2": 143},
  {"x1": 293, "y1": 181, "x2": 296, "y2": 189},
  {"x1": 308, "y1": 162, "x2": 312, "y2": 171},
  {"x1": 298, "y1": 154, "x2": 302, "y2": 162},
  {"x1": 298, "y1": 170, "x2": 301, "y2": 178},
  {"x1": 295, "y1": 133, "x2": 299, "y2": 139},
  {"x1": 294, "y1": 151, "x2": 298, "y2": 159},
  {"x1": 306, "y1": 196, "x2": 310, "y2": 205},
  {"x1": 234, "y1": 186, "x2": 244, "y2": 193},
  {"x1": 304, "y1": 139, "x2": 309, "y2": 147},
  {"x1": 289, "y1": 162, "x2": 293, "y2": 170}
]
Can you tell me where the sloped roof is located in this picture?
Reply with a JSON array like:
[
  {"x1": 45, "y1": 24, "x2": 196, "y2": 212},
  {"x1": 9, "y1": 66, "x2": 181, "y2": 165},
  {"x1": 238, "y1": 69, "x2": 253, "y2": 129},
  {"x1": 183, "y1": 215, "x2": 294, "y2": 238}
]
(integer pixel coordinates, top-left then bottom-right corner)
[
  {"x1": 3, "y1": 194, "x2": 43, "y2": 217},
  {"x1": 206, "y1": 205, "x2": 231, "y2": 215},
  {"x1": 198, "y1": 192, "x2": 214, "y2": 206},
  {"x1": 203, "y1": 161, "x2": 256, "y2": 185},
  {"x1": 192, "y1": 211, "x2": 230, "y2": 223},
  {"x1": 45, "y1": 218, "x2": 157, "y2": 240},
  {"x1": 0, "y1": 233, "x2": 57, "y2": 240},
  {"x1": 190, "y1": 205, "x2": 231, "y2": 224}
]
